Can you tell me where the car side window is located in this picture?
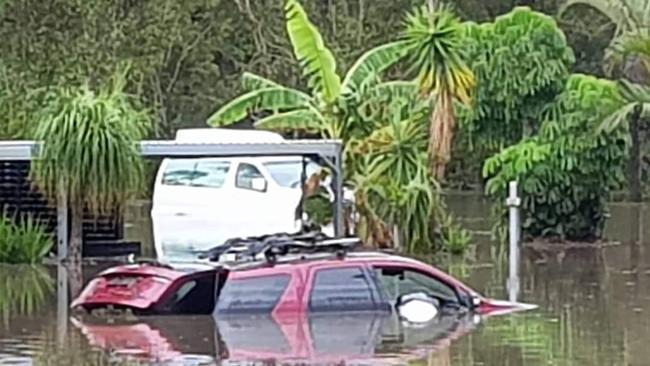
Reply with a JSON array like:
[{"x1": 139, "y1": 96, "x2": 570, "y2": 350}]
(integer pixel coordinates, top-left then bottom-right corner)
[
  {"x1": 192, "y1": 161, "x2": 230, "y2": 188},
  {"x1": 215, "y1": 274, "x2": 291, "y2": 314},
  {"x1": 374, "y1": 267, "x2": 459, "y2": 304},
  {"x1": 235, "y1": 163, "x2": 265, "y2": 190},
  {"x1": 162, "y1": 159, "x2": 230, "y2": 188},
  {"x1": 309, "y1": 267, "x2": 377, "y2": 312}
]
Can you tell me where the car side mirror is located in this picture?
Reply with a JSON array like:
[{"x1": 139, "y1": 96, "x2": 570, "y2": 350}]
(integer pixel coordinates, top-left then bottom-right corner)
[{"x1": 251, "y1": 177, "x2": 267, "y2": 192}]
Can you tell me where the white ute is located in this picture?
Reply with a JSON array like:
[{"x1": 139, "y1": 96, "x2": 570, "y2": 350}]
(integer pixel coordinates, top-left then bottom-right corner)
[{"x1": 150, "y1": 128, "x2": 324, "y2": 261}]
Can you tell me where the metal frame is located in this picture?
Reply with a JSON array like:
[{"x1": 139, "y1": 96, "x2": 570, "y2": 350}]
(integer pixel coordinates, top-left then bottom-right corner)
[{"x1": 0, "y1": 140, "x2": 344, "y2": 261}]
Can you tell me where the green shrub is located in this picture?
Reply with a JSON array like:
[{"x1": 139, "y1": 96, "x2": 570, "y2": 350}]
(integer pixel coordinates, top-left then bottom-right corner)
[
  {"x1": 0, "y1": 213, "x2": 53, "y2": 264},
  {"x1": 438, "y1": 214, "x2": 473, "y2": 255},
  {"x1": 483, "y1": 74, "x2": 629, "y2": 241}
]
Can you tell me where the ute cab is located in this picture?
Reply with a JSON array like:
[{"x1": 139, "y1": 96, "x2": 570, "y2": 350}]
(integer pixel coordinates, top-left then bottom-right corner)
[
  {"x1": 151, "y1": 128, "x2": 338, "y2": 261},
  {"x1": 72, "y1": 232, "x2": 535, "y2": 320}
]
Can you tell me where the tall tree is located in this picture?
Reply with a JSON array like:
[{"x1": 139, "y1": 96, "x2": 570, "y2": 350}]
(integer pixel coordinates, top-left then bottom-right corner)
[
  {"x1": 402, "y1": 5, "x2": 475, "y2": 181},
  {"x1": 560, "y1": 0, "x2": 650, "y2": 201},
  {"x1": 207, "y1": 0, "x2": 411, "y2": 141},
  {"x1": 30, "y1": 70, "x2": 150, "y2": 263}
]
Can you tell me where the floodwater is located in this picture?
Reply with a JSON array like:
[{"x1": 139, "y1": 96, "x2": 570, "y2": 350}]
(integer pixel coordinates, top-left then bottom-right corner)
[{"x1": 1, "y1": 197, "x2": 650, "y2": 365}]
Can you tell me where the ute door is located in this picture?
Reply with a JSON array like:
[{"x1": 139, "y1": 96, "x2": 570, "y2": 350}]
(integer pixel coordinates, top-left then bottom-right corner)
[
  {"x1": 151, "y1": 158, "x2": 233, "y2": 260},
  {"x1": 228, "y1": 162, "x2": 299, "y2": 239}
]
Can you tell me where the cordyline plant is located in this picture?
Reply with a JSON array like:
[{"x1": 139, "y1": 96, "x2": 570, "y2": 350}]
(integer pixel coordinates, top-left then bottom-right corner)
[
  {"x1": 30, "y1": 69, "x2": 151, "y2": 263},
  {"x1": 401, "y1": 4, "x2": 475, "y2": 181}
]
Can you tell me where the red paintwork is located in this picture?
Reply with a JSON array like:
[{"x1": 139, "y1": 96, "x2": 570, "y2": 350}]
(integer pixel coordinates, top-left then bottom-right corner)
[{"x1": 72, "y1": 253, "x2": 528, "y2": 315}]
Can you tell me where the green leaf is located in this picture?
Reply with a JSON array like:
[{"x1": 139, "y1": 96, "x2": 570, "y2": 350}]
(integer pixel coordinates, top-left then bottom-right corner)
[
  {"x1": 207, "y1": 87, "x2": 312, "y2": 127},
  {"x1": 285, "y1": 0, "x2": 341, "y2": 104},
  {"x1": 254, "y1": 109, "x2": 324, "y2": 132},
  {"x1": 342, "y1": 41, "x2": 411, "y2": 94},
  {"x1": 242, "y1": 72, "x2": 282, "y2": 91}
]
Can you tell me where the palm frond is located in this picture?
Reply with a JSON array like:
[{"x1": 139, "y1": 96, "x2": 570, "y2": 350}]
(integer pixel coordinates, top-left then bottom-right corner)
[
  {"x1": 342, "y1": 41, "x2": 411, "y2": 94},
  {"x1": 402, "y1": 5, "x2": 475, "y2": 104},
  {"x1": 31, "y1": 83, "x2": 150, "y2": 216},
  {"x1": 242, "y1": 72, "x2": 282, "y2": 91},
  {"x1": 618, "y1": 78, "x2": 650, "y2": 102},
  {"x1": 254, "y1": 108, "x2": 324, "y2": 132},
  {"x1": 207, "y1": 87, "x2": 312, "y2": 127},
  {"x1": 368, "y1": 81, "x2": 419, "y2": 99},
  {"x1": 285, "y1": 0, "x2": 341, "y2": 104}
]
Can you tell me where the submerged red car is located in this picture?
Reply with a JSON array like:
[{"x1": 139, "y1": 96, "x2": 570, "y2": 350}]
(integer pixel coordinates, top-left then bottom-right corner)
[{"x1": 71, "y1": 231, "x2": 534, "y2": 318}]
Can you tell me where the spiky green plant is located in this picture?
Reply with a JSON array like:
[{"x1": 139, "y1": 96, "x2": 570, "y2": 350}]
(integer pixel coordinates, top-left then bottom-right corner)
[
  {"x1": 30, "y1": 69, "x2": 151, "y2": 263},
  {"x1": 0, "y1": 212, "x2": 53, "y2": 264},
  {"x1": 402, "y1": 4, "x2": 475, "y2": 181}
]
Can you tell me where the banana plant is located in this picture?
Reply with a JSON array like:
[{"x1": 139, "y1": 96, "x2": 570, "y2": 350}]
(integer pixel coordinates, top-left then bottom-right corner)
[{"x1": 207, "y1": 0, "x2": 414, "y2": 140}]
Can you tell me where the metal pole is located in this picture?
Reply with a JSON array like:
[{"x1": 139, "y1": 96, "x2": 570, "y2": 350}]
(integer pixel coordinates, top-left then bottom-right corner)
[
  {"x1": 57, "y1": 181, "x2": 68, "y2": 262},
  {"x1": 506, "y1": 180, "x2": 521, "y2": 302},
  {"x1": 333, "y1": 155, "x2": 344, "y2": 238}
]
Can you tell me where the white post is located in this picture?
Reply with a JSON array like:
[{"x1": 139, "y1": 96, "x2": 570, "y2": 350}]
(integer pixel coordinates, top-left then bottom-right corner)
[
  {"x1": 57, "y1": 182, "x2": 68, "y2": 262},
  {"x1": 56, "y1": 264, "x2": 68, "y2": 348},
  {"x1": 506, "y1": 180, "x2": 521, "y2": 302}
]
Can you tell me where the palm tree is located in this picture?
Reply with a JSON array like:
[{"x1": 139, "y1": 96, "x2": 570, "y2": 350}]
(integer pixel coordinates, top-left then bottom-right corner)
[
  {"x1": 30, "y1": 69, "x2": 150, "y2": 263},
  {"x1": 401, "y1": 5, "x2": 475, "y2": 181},
  {"x1": 207, "y1": 0, "x2": 412, "y2": 140}
]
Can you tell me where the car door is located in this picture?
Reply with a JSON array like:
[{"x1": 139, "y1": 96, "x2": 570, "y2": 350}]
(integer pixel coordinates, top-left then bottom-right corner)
[
  {"x1": 151, "y1": 158, "x2": 232, "y2": 259},
  {"x1": 370, "y1": 264, "x2": 465, "y2": 309},
  {"x1": 306, "y1": 265, "x2": 390, "y2": 313},
  {"x1": 228, "y1": 161, "x2": 299, "y2": 239}
]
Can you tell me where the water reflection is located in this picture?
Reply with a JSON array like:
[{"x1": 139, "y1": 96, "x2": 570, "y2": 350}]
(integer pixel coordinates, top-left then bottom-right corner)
[{"x1": 70, "y1": 311, "x2": 479, "y2": 365}]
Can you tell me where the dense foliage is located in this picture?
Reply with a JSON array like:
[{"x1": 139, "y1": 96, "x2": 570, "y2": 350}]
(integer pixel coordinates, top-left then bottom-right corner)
[
  {"x1": 483, "y1": 75, "x2": 628, "y2": 241},
  {"x1": 463, "y1": 7, "x2": 575, "y2": 150}
]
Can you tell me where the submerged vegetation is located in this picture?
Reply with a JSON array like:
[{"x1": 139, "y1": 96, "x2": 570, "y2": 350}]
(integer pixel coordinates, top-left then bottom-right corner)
[{"x1": 0, "y1": 265, "x2": 54, "y2": 327}]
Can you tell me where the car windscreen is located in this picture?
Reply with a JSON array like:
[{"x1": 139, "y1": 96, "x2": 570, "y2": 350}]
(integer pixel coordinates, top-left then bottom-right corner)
[{"x1": 262, "y1": 160, "x2": 320, "y2": 188}]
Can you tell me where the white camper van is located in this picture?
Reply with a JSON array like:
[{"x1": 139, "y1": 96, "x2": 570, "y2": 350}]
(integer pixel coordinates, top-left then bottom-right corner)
[{"x1": 150, "y1": 129, "x2": 322, "y2": 261}]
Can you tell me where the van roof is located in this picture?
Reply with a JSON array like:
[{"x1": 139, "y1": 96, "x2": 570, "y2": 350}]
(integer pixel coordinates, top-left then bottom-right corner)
[{"x1": 174, "y1": 128, "x2": 285, "y2": 143}]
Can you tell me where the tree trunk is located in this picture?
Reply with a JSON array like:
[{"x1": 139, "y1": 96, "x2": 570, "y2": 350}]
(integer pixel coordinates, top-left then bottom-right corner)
[
  {"x1": 68, "y1": 205, "x2": 84, "y2": 264},
  {"x1": 429, "y1": 91, "x2": 455, "y2": 182},
  {"x1": 628, "y1": 106, "x2": 642, "y2": 202}
]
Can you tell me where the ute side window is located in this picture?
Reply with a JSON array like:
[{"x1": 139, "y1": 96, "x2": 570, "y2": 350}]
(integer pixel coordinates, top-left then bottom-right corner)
[
  {"x1": 374, "y1": 266, "x2": 459, "y2": 305},
  {"x1": 215, "y1": 274, "x2": 290, "y2": 314},
  {"x1": 235, "y1": 163, "x2": 266, "y2": 190},
  {"x1": 309, "y1": 267, "x2": 377, "y2": 312},
  {"x1": 162, "y1": 159, "x2": 230, "y2": 188}
]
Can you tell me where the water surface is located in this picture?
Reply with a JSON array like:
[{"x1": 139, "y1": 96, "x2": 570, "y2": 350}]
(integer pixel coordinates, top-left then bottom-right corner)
[{"x1": 1, "y1": 198, "x2": 649, "y2": 365}]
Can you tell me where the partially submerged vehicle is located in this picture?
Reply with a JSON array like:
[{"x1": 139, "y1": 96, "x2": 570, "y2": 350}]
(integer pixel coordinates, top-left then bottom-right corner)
[{"x1": 72, "y1": 231, "x2": 535, "y2": 319}]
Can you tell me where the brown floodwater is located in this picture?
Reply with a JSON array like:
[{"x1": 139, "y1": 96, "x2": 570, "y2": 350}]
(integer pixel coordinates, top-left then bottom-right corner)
[{"x1": 1, "y1": 197, "x2": 649, "y2": 365}]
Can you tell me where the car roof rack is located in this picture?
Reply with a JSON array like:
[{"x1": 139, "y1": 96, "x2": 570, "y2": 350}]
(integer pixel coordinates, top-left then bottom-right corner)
[{"x1": 197, "y1": 230, "x2": 362, "y2": 265}]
